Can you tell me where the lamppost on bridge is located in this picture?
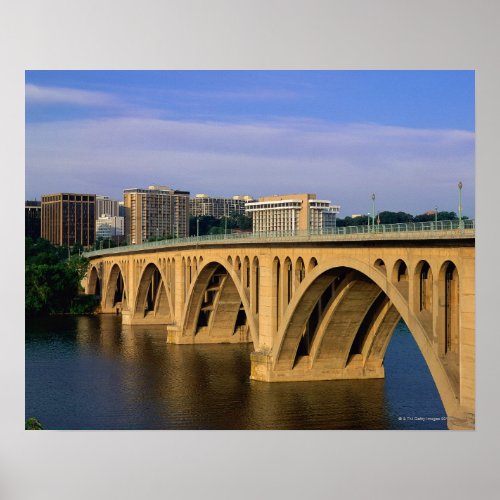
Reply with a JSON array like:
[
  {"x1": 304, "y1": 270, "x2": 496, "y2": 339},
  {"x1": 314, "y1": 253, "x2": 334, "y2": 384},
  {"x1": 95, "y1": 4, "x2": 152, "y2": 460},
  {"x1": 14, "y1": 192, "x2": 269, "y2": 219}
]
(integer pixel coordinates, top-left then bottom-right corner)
[
  {"x1": 458, "y1": 181, "x2": 463, "y2": 229},
  {"x1": 371, "y1": 193, "x2": 376, "y2": 232},
  {"x1": 196, "y1": 217, "x2": 200, "y2": 240}
]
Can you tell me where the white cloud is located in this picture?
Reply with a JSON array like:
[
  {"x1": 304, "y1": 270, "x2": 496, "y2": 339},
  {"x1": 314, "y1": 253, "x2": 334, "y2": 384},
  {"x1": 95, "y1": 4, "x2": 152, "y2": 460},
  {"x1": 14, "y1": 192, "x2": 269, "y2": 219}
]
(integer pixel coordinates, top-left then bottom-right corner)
[
  {"x1": 25, "y1": 116, "x2": 475, "y2": 216},
  {"x1": 169, "y1": 88, "x2": 299, "y2": 101},
  {"x1": 25, "y1": 84, "x2": 118, "y2": 106}
]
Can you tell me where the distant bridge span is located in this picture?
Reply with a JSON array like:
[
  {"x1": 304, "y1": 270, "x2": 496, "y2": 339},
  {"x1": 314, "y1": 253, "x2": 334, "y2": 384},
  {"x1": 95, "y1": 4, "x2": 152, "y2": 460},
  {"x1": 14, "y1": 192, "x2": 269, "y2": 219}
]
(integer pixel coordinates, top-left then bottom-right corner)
[{"x1": 83, "y1": 224, "x2": 475, "y2": 429}]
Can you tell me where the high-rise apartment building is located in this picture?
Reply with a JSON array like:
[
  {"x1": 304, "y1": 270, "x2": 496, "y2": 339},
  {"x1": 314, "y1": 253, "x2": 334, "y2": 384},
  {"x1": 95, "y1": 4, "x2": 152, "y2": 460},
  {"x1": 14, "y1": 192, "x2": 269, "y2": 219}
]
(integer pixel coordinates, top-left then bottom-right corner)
[
  {"x1": 25, "y1": 200, "x2": 41, "y2": 240},
  {"x1": 190, "y1": 194, "x2": 255, "y2": 218},
  {"x1": 245, "y1": 193, "x2": 340, "y2": 235},
  {"x1": 123, "y1": 185, "x2": 190, "y2": 244},
  {"x1": 96, "y1": 195, "x2": 120, "y2": 217},
  {"x1": 41, "y1": 193, "x2": 96, "y2": 247}
]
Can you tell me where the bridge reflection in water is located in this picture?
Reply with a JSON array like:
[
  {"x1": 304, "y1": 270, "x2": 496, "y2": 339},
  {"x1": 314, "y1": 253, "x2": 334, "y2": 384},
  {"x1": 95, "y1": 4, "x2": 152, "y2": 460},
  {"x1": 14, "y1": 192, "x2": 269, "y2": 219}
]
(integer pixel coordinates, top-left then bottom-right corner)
[
  {"x1": 26, "y1": 314, "x2": 448, "y2": 430},
  {"x1": 83, "y1": 222, "x2": 475, "y2": 429}
]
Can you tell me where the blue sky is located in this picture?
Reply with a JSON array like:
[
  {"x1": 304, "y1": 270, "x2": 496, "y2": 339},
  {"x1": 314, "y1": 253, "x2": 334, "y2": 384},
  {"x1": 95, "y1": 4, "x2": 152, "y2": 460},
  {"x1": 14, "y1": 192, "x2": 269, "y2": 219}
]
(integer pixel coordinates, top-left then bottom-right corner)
[{"x1": 25, "y1": 70, "x2": 475, "y2": 217}]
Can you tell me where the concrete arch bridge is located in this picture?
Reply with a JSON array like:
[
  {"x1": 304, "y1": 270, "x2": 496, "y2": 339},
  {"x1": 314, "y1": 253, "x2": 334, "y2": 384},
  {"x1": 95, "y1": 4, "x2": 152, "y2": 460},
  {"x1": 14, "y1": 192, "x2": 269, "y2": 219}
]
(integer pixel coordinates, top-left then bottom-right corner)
[{"x1": 83, "y1": 227, "x2": 475, "y2": 429}]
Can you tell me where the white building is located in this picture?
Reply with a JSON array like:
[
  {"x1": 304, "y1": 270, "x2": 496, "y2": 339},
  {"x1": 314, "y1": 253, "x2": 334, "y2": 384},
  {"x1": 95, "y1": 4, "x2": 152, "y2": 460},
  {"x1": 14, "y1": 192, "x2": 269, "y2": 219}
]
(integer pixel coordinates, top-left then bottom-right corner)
[
  {"x1": 96, "y1": 195, "x2": 120, "y2": 218},
  {"x1": 96, "y1": 215, "x2": 125, "y2": 239},
  {"x1": 245, "y1": 193, "x2": 340, "y2": 235},
  {"x1": 190, "y1": 194, "x2": 255, "y2": 218}
]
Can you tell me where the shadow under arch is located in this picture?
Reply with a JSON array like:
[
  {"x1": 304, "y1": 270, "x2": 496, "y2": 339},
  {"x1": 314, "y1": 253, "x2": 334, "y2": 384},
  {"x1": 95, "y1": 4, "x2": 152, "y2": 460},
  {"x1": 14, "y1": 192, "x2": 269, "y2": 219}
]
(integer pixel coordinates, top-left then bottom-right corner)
[
  {"x1": 271, "y1": 256, "x2": 461, "y2": 422},
  {"x1": 87, "y1": 266, "x2": 101, "y2": 296},
  {"x1": 133, "y1": 262, "x2": 173, "y2": 322},
  {"x1": 103, "y1": 262, "x2": 128, "y2": 310},
  {"x1": 180, "y1": 257, "x2": 258, "y2": 349}
]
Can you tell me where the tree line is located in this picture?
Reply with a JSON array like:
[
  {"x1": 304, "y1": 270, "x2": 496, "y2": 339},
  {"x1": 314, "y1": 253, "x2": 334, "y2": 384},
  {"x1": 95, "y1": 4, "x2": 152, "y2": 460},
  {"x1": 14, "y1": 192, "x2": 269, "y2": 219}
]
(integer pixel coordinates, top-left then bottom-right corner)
[
  {"x1": 189, "y1": 213, "x2": 252, "y2": 236},
  {"x1": 335, "y1": 210, "x2": 467, "y2": 227},
  {"x1": 25, "y1": 237, "x2": 98, "y2": 316}
]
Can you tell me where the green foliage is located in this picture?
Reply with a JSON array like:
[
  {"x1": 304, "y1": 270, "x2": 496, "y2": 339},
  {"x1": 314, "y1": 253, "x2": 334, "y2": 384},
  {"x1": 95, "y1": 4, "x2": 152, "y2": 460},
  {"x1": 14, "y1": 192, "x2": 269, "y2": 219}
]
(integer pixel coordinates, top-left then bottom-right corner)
[
  {"x1": 25, "y1": 238, "x2": 96, "y2": 316},
  {"x1": 336, "y1": 210, "x2": 468, "y2": 227},
  {"x1": 147, "y1": 234, "x2": 174, "y2": 242},
  {"x1": 92, "y1": 237, "x2": 118, "y2": 249},
  {"x1": 68, "y1": 295, "x2": 100, "y2": 314},
  {"x1": 25, "y1": 417, "x2": 43, "y2": 430},
  {"x1": 189, "y1": 213, "x2": 252, "y2": 236}
]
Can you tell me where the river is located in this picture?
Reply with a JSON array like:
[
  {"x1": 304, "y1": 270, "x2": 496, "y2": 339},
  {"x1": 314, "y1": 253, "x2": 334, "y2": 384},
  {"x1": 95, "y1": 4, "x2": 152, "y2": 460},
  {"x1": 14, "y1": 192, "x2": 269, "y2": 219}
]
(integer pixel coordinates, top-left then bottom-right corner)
[{"x1": 25, "y1": 315, "x2": 447, "y2": 430}]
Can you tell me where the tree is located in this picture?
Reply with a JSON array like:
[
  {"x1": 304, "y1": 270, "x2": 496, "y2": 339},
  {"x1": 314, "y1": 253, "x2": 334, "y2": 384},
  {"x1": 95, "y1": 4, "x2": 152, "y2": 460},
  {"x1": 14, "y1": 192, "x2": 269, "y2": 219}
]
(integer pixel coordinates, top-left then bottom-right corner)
[
  {"x1": 25, "y1": 238, "x2": 96, "y2": 315},
  {"x1": 335, "y1": 210, "x2": 468, "y2": 228},
  {"x1": 25, "y1": 417, "x2": 43, "y2": 430},
  {"x1": 189, "y1": 213, "x2": 252, "y2": 236}
]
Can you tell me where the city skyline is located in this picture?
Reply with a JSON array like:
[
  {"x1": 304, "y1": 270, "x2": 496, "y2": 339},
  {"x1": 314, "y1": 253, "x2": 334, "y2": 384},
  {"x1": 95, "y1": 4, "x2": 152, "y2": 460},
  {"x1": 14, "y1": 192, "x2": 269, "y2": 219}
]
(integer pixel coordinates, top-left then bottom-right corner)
[{"x1": 25, "y1": 70, "x2": 475, "y2": 217}]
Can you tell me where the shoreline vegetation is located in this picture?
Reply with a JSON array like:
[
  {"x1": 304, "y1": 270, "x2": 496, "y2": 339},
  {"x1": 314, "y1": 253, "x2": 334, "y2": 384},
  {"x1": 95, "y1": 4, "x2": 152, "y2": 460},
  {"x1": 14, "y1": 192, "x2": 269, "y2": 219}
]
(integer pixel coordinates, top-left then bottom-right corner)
[
  {"x1": 25, "y1": 237, "x2": 98, "y2": 317},
  {"x1": 25, "y1": 417, "x2": 43, "y2": 430}
]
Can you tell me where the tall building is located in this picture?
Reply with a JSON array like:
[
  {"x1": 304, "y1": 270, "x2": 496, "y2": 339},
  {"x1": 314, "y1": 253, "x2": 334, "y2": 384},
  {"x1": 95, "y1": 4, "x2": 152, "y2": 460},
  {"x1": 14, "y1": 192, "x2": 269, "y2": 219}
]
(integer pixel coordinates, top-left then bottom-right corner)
[
  {"x1": 118, "y1": 201, "x2": 125, "y2": 217},
  {"x1": 96, "y1": 215, "x2": 125, "y2": 239},
  {"x1": 123, "y1": 185, "x2": 190, "y2": 244},
  {"x1": 41, "y1": 193, "x2": 96, "y2": 247},
  {"x1": 245, "y1": 193, "x2": 340, "y2": 235},
  {"x1": 25, "y1": 200, "x2": 42, "y2": 240},
  {"x1": 190, "y1": 194, "x2": 255, "y2": 218},
  {"x1": 96, "y1": 195, "x2": 120, "y2": 217}
]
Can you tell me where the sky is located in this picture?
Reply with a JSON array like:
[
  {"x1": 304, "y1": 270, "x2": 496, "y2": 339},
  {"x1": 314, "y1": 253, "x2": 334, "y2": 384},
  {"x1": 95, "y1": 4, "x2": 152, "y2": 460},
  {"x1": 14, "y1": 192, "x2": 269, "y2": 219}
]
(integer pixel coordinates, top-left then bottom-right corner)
[{"x1": 25, "y1": 70, "x2": 475, "y2": 217}]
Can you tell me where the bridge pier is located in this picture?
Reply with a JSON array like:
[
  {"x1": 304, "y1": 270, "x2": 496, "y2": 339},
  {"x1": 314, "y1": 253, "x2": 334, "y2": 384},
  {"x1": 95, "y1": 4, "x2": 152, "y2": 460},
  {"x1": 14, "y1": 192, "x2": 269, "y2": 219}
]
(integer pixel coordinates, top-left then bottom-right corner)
[
  {"x1": 166, "y1": 325, "x2": 252, "y2": 344},
  {"x1": 447, "y1": 413, "x2": 475, "y2": 431},
  {"x1": 250, "y1": 352, "x2": 385, "y2": 382}
]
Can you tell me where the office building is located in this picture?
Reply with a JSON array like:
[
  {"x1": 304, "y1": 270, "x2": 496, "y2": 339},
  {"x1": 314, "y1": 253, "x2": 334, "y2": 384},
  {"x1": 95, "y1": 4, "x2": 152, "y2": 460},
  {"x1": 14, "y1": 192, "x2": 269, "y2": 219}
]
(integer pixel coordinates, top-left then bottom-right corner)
[
  {"x1": 25, "y1": 200, "x2": 41, "y2": 240},
  {"x1": 96, "y1": 195, "x2": 120, "y2": 217},
  {"x1": 245, "y1": 193, "x2": 340, "y2": 235},
  {"x1": 190, "y1": 194, "x2": 255, "y2": 218},
  {"x1": 118, "y1": 201, "x2": 125, "y2": 217},
  {"x1": 123, "y1": 185, "x2": 190, "y2": 244},
  {"x1": 96, "y1": 215, "x2": 125, "y2": 239},
  {"x1": 41, "y1": 193, "x2": 96, "y2": 246}
]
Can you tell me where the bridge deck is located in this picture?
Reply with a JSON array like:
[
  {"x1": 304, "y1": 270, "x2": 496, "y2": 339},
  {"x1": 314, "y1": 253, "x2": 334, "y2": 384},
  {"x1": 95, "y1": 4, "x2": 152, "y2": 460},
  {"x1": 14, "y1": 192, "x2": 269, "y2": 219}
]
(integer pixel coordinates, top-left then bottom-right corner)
[{"x1": 84, "y1": 221, "x2": 475, "y2": 258}]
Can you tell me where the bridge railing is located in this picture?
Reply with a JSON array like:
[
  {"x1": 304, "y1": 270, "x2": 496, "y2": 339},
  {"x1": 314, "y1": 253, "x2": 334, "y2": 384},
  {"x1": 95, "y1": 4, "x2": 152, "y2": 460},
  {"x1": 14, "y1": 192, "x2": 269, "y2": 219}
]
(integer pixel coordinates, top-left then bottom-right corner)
[{"x1": 83, "y1": 219, "x2": 475, "y2": 257}]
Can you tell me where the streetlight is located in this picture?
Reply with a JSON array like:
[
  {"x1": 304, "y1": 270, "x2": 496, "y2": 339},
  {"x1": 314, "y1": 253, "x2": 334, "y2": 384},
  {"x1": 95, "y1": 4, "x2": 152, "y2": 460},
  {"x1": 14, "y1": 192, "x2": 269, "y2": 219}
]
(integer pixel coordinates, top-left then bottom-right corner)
[
  {"x1": 196, "y1": 217, "x2": 199, "y2": 239},
  {"x1": 371, "y1": 193, "x2": 376, "y2": 232},
  {"x1": 458, "y1": 181, "x2": 463, "y2": 229},
  {"x1": 434, "y1": 206, "x2": 438, "y2": 229}
]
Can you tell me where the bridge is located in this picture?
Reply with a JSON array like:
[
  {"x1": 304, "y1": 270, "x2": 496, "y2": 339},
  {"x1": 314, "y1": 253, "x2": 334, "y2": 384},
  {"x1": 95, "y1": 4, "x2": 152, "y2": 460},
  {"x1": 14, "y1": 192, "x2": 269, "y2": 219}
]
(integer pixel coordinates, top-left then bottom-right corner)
[{"x1": 82, "y1": 220, "x2": 475, "y2": 430}]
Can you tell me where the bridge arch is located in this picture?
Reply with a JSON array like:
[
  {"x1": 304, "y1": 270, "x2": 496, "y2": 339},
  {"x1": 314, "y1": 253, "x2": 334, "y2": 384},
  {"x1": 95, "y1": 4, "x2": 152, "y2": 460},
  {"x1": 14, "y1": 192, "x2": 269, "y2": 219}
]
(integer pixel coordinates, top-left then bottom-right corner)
[
  {"x1": 374, "y1": 258, "x2": 386, "y2": 276},
  {"x1": 438, "y1": 260, "x2": 460, "y2": 356},
  {"x1": 272, "y1": 256, "x2": 462, "y2": 422},
  {"x1": 234, "y1": 256, "x2": 242, "y2": 277},
  {"x1": 251, "y1": 257, "x2": 260, "y2": 315},
  {"x1": 414, "y1": 260, "x2": 433, "y2": 314},
  {"x1": 308, "y1": 257, "x2": 318, "y2": 272},
  {"x1": 180, "y1": 257, "x2": 258, "y2": 348},
  {"x1": 87, "y1": 266, "x2": 101, "y2": 297},
  {"x1": 242, "y1": 256, "x2": 250, "y2": 288},
  {"x1": 392, "y1": 259, "x2": 408, "y2": 283},
  {"x1": 295, "y1": 257, "x2": 306, "y2": 290},
  {"x1": 134, "y1": 262, "x2": 173, "y2": 322},
  {"x1": 103, "y1": 263, "x2": 127, "y2": 311}
]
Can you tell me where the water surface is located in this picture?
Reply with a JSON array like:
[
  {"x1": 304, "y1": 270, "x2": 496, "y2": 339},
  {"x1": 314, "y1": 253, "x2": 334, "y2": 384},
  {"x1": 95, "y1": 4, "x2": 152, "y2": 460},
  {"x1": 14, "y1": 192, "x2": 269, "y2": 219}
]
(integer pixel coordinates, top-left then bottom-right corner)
[{"x1": 25, "y1": 315, "x2": 447, "y2": 430}]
